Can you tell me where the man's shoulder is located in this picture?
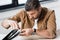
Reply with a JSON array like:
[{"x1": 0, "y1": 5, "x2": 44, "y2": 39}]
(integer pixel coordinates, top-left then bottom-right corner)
[
  {"x1": 17, "y1": 9, "x2": 27, "y2": 18},
  {"x1": 42, "y1": 7, "x2": 54, "y2": 13},
  {"x1": 40, "y1": 7, "x2": 55, "y2": 20},
  {"x1": 18, "y1": 9, "x2": 25, "y2": 14}
]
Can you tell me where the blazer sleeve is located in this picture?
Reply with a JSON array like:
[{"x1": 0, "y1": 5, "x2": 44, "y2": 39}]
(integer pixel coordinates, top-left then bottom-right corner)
[
  {"x1": 8, "y1": 11, "x2": 22, "y2": 22},
  {"x1": 47, "y1": 10, "x2": 56, "y2": 38}
]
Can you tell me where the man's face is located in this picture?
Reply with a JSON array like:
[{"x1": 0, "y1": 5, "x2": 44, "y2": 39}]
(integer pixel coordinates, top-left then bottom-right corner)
[{"x1": 27, "y1": 9, "x2": 41, "y2": 20}]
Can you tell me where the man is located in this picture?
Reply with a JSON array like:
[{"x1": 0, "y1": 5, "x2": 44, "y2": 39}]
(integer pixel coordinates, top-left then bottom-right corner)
[{"x1": 2, "y1": 0, "x2": 56, "y2": 39}]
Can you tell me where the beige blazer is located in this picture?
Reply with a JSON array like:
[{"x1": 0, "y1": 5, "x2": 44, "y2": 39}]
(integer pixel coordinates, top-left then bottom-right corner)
[{"x1": 8, "y1": 7, "x2": 56, "y2": 37}]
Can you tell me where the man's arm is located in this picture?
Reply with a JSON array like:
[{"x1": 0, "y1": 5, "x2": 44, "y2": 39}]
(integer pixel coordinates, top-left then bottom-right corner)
[
  {"x1": 36, "y1": 10, "x2": 56, "y2": 39},
  {"x1": 1, "y1": 11, "x2": 22, "y2": 29},
  {"x1": 8, "y1": 12, "x2": 21, "y2": 22}
]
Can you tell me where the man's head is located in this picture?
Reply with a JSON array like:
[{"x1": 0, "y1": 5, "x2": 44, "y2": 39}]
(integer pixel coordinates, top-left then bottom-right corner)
[{"x1": 25, "y1": 0, "x2": 42, "y2": 19}]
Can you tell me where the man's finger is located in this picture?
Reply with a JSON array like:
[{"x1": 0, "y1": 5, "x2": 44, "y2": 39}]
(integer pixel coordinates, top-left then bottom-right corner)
[
  {"x1": 20, "y1": 32, "x2": 26, "y2": 36},
  {"x1": 22, "y1": 29, "x2": 26, "y2": 32},
  {"x1": 13, "y1": 22, "x2": 18, "y2": 29},
  {"x1": 18, "y1": 22, "x2": 22, "y2": 29}
]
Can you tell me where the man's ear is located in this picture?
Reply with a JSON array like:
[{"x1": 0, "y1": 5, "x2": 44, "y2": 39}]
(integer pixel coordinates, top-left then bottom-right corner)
[
  {"x1": 38, "y1": 7, "x2": 42, "y2": 12},
  {"x1": 37, "y1": 6, "x2": 41, "y2": 12}
]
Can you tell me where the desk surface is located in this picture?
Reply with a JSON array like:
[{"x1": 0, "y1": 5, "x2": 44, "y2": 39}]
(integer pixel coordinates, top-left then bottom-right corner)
[{"x1": 0, "y1": 33, "x2": 60, "y2": 40}]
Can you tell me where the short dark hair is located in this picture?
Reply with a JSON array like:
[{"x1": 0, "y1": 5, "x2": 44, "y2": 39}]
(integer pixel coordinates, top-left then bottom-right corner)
[{"x1": 25, "y1": 0, "x2": 40, "y2": 11}]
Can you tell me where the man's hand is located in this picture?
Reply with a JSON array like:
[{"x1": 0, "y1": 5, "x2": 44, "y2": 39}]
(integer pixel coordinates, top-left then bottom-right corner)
[
  {"x1": 20, "y1": 28, "x2": 34, "y2": 36},
  {"x1": 2, "y1": 20, "x2": 19, "y2": 29}
]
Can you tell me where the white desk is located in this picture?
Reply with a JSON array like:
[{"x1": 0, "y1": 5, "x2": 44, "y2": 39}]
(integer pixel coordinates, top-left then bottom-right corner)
[{"x1": 0, "y1": 32, "x2": 60, "y2": 40}]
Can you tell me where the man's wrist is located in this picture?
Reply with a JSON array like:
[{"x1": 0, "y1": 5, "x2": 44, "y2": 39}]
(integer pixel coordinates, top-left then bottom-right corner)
[
  {"x1": 34, "y1": 28, "x2": 36, "y2": 32},
  {"x1": 32, "y1": 28, "x2": 36, "y2": 32},
  {"x1": 31, "y1": 28, "x2": 36, "y2": 35}
]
